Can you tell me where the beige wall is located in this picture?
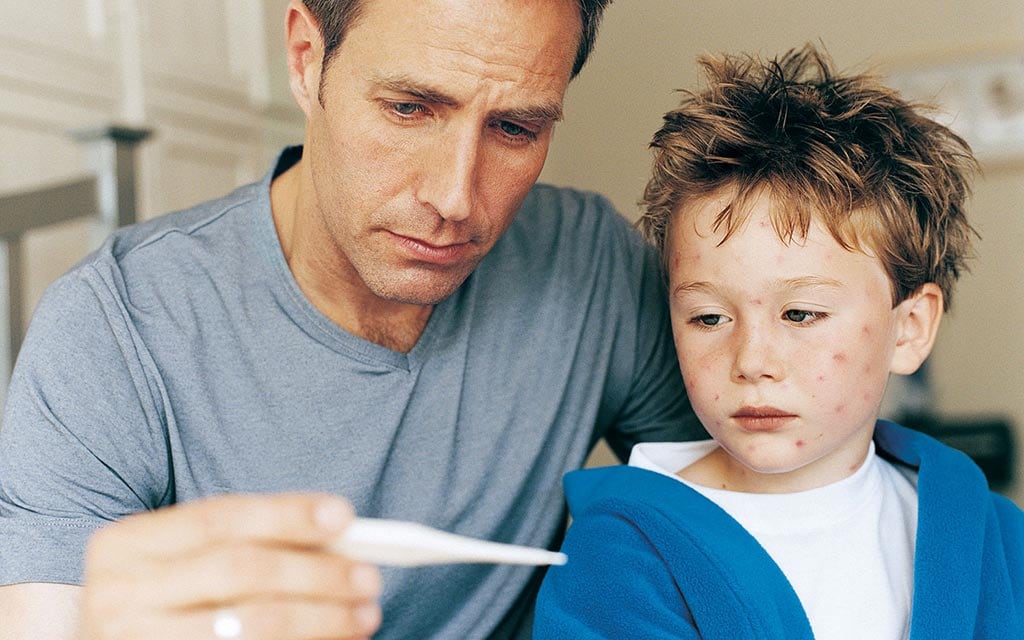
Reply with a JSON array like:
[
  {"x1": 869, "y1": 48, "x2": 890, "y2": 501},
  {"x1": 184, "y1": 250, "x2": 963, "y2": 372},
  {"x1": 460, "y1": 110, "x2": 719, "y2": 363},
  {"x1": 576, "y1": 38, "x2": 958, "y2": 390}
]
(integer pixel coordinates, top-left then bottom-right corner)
[{"x1": 544, "y1": 1, "x2": 1024, "y2": 504}]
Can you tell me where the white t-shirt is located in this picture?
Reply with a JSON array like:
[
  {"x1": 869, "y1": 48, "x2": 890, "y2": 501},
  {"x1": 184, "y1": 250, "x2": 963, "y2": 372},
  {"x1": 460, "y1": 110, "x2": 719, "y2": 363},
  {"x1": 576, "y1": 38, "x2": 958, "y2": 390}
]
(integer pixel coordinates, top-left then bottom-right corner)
[{"x1": 629, "y1": 440, "x2": 919, "y2": 640}]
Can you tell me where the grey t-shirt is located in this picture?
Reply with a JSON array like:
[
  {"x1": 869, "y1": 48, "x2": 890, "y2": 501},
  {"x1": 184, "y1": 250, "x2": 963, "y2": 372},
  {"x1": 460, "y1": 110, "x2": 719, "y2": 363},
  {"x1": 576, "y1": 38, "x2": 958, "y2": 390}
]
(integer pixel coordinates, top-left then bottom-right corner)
[{"x1": 0, "y1": 147, "x2": 696, "y2": 638}]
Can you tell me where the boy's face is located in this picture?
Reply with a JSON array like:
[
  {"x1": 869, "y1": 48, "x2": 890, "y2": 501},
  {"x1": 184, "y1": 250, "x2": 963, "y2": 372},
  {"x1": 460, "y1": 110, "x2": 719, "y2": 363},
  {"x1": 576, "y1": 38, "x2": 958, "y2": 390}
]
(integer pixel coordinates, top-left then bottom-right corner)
[{"x1": 666, "y1": 188, "x2": 929, "y2": 493}]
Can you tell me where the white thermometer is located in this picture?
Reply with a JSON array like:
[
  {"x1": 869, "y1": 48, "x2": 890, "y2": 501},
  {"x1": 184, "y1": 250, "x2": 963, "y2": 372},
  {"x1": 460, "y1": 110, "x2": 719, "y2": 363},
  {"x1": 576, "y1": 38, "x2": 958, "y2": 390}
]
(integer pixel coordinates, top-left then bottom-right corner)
[{"x1": 330, "y1": 517, "x2": 568, "y2": 567}]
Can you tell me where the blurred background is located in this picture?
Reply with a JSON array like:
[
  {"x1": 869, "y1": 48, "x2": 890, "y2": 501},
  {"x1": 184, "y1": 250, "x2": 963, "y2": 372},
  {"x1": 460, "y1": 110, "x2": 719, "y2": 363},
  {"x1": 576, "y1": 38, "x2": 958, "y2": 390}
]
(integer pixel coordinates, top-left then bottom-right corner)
[{"x1": 0, "y1": 0, "x2": 1021, "y2": 504}]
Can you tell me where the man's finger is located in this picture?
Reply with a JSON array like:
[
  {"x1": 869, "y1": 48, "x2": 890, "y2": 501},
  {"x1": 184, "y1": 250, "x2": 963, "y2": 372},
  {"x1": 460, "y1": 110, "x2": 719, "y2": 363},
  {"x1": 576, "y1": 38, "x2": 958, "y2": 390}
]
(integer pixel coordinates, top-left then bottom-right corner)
[
  {"x1": 85, "y1": 599, "x2": 382, "y2": 640},
  {"x1": 87, "y1": 493, "x2": 354, "y2": 563},
  {"x1": 119, "y1": 544, "x2": 382, "y2": 610}
]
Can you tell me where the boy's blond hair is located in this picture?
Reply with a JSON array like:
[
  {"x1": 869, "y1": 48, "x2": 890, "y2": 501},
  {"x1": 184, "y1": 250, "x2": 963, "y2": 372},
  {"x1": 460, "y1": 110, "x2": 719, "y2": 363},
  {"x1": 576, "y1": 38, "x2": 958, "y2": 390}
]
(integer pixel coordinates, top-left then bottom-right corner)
[{"x1": 640, "y1": 43, "x2": 977, "y2": 309}]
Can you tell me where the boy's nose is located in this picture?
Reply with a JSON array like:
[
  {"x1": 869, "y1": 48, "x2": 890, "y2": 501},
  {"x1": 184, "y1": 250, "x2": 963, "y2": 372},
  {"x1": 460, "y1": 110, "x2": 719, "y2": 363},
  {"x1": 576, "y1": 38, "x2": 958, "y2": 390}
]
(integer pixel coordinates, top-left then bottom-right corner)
[
  {"x1": 730, "y1": 322, "x2": 784, "y2": 383},
  {"x1": 416, "y1": 127, "x2": 479, "y2": 222}
]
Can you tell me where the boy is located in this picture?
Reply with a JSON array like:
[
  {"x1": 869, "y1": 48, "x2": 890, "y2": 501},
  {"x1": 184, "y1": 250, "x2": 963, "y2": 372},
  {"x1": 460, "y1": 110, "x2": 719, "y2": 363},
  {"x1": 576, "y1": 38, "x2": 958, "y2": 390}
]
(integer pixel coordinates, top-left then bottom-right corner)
[{"x1": 533, "y1": 45, "x2": 1024, "y2": 639}]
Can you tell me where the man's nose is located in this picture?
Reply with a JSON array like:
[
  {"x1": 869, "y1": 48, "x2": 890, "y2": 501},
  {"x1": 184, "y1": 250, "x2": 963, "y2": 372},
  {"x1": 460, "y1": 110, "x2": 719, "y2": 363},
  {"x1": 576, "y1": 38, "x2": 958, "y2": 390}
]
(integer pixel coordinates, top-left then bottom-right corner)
[
  {"x1": 731, "y1": 321, "x2": 784, "y2": 383},
  {"x1": 416, "y1": 126, "x2": 479, "y2": 222}
]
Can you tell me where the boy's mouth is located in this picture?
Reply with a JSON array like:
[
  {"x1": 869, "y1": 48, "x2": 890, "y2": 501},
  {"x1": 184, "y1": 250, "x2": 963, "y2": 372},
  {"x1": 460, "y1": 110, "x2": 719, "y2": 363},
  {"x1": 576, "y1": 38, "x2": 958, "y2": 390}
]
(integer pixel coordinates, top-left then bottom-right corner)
[{"x1": 732, "y1": 406, "x2": 797, "y2": 431}]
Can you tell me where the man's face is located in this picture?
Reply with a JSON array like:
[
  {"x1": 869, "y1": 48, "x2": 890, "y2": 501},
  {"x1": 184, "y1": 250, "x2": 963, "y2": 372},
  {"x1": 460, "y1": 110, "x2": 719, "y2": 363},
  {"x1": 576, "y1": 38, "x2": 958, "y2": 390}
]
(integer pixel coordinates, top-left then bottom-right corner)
[
  {"x1": 301, "y1": 0, "x2": 579, "y2": 305},
  {"x1": 666, "y1": 188, "x2": 916, "y2": 493}
]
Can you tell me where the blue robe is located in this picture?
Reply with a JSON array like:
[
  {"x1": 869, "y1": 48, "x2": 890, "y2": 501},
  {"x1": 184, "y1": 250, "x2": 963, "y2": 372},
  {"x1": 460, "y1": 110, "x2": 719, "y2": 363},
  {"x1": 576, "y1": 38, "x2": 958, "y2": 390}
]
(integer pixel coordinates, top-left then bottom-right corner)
[{"x1": 534, "y1": 421, "x2": 1024, "y2": 639}]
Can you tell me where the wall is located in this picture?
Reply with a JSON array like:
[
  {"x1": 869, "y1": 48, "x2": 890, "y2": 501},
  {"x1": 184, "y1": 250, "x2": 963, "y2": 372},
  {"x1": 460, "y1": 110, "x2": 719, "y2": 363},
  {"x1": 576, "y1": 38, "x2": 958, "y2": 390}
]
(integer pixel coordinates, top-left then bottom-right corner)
[
  {"x1": 541, "y1": 1, "x2": 1024, "y2": 504},
  {"x1": 0, "y1": 0, "x2": 304, "y2": 333}
]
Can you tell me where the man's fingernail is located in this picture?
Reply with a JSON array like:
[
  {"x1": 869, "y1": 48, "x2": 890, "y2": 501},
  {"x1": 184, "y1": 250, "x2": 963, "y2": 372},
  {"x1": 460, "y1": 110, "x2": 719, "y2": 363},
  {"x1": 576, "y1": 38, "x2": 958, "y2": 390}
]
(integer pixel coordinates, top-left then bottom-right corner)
[
  {"x1": 315, "y1": 500, "x2": 352, "y2": 530},
  {"x1": 354, "y1": 604, "x2": 382, "y2": 632},
  {"x1": 350, "y1": 563, "x2": 383, "y2": 596}
]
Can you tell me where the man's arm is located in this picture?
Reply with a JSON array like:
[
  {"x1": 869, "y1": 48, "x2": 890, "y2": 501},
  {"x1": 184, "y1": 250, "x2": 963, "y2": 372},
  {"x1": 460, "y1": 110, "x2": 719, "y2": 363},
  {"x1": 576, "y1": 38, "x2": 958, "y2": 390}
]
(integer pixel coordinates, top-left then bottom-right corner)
[
  {"x1": 0, "y1": 583, "x2": 80, "y2": 640},
  {"x1": 602, "y1": 213, "x2": 705, "y2": 459}
]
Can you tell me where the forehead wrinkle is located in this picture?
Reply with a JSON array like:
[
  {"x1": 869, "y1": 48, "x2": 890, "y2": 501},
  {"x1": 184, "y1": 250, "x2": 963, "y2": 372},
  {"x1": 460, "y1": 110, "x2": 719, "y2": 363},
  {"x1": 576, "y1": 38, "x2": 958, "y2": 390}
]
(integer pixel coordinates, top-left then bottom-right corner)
[{"x1": 418, "y1": 17, "x2": 574, "y2": 81}]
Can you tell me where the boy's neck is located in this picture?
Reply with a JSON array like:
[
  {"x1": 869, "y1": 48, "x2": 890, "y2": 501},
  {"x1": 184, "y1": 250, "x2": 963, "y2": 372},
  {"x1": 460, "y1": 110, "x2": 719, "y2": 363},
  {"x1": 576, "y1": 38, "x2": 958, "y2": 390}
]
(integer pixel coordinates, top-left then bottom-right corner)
[{"x1": 677, "y1": 438, "x2": 874, "y2": 494}]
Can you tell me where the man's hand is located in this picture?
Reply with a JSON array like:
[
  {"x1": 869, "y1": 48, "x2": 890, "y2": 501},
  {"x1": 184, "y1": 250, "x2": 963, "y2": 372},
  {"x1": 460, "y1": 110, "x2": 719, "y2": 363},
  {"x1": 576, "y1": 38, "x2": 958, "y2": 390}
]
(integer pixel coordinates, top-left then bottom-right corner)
[{"x1": 80, "y1": 493, "x2": 382, "y2": 640}]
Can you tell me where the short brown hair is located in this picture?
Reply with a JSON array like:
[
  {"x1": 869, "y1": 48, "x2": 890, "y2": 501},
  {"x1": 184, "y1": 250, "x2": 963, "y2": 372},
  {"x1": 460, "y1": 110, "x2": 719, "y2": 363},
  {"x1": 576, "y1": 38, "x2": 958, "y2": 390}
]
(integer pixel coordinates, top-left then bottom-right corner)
[
  {"x1": 639, "y1": 44, "x2": 977, "y2": 309},
  {"x1": 302, "y1": 0, "x2": 612, "y2": 80}
]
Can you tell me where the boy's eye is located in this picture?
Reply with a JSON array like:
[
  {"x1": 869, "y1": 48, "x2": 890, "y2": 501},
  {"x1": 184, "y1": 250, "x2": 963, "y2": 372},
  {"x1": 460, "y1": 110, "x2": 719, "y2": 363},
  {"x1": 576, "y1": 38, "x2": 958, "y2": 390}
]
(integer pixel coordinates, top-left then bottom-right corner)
[
  {"x1": 692, "y1": 314, "x2": 727, "y2": 327},
  {"x1": 783, "y1": 309, "x2": 825, "y2": 323}
]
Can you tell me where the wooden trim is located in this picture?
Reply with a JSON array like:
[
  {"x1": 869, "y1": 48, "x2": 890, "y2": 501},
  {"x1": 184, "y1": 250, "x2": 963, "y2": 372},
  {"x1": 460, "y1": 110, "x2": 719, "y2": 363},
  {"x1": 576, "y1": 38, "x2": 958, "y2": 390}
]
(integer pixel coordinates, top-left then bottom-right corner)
[{"x1": 0, "y1": 177, "x2": 98, "y2": 237}]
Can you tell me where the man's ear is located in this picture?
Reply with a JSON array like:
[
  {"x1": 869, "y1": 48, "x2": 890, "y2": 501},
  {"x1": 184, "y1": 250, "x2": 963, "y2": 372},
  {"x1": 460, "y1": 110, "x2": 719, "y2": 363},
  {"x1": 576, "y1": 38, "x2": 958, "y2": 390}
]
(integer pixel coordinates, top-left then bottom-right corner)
[
  {"x1": 284, "y1": 0, "x2": 324, "y2": 116},
  {"x1": 890, "y1": 282, "x2": 944, "y2": 375}
]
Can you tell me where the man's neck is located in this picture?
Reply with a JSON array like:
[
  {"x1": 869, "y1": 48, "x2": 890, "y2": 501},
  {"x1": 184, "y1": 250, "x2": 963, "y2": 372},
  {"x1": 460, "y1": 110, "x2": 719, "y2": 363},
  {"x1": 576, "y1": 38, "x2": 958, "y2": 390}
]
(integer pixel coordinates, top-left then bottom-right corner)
[{"x1": 269, "y1": 159, "x2": 433, "y2": 353}]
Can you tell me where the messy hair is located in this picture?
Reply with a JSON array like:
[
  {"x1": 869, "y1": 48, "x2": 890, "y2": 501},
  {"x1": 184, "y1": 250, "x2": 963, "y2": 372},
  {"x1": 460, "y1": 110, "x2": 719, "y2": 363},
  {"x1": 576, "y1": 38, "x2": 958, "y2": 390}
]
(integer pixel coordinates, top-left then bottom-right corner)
[
  {"x1": 639, "y1": 44, "x2": 977, "y2": 309},
  {"x1": 301, "y1": 0, "x2": 612, "y2": 80}
]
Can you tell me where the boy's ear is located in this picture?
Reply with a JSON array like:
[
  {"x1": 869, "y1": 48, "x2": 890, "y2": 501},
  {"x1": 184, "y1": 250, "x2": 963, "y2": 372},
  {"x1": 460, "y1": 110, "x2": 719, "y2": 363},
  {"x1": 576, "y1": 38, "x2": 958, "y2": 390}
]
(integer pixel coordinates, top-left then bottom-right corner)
[
  {"x1": 890, "y1": 283, "x2": 944, "y2": 375},
  {"x1": 284, "y1": 0, "x2": 324, "y2": 116}
]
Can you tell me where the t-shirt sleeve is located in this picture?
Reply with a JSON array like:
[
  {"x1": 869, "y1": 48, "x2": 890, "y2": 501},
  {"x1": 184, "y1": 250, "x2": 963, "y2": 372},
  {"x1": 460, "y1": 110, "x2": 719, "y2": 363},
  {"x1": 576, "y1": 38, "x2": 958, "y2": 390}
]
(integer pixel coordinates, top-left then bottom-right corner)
[
  {"x1": 600, "y1": 207, "x2": 705, "y2": 460},
  {"x1": 0, "y1": 265, "x2": 168, "y2": 585}
]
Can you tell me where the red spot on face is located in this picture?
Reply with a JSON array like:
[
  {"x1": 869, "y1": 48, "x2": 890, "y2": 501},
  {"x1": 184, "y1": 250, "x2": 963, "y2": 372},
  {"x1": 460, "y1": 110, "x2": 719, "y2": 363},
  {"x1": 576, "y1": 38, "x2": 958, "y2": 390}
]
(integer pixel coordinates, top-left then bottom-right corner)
[
  {"x1": 751, "y1": 299, "x2": 763, "y2": 306},
  {"x1": 795, "y1": 440, "x2": 805, "y2": 448},
  {"x1": 714, "y1": 394, "x2": 720, "y2": 401},
  {"x1": 817, "y1": 375, "x2": 826, "y2": 382},
  {"x1": 834, "y1": 404, "x2": 846, "y2": 414},
  {"x1": 861, "y1": 326, "x2": 871, "y2": 336}
]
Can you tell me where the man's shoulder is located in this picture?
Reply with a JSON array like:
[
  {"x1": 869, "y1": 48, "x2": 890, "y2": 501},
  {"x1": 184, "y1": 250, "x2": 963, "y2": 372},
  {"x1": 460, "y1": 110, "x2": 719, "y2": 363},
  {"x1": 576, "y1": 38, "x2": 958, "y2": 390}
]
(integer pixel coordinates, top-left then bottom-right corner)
[
  {"x1": 517, "y1": 182, "x2": 630, "y2": 231},
  {"x1": 499, "y1": 183, "x2": 650, "y2": 265},
  {"x1": 46, "y1": 179, "x2": 269, "y2": 319},
  {"x1": 104, "y1": 181, "x2": 264, "y2": 263}
]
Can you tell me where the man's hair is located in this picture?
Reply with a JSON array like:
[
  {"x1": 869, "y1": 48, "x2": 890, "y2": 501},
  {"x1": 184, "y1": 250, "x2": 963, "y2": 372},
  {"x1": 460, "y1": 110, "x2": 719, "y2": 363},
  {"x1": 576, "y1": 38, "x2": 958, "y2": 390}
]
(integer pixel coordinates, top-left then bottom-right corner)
[
  {"x1": 639, "y1": 43, "x2": 977, "y2": 309},
  {"x1": 301, "y1": 0, "x2": 612, "y2": 80}
]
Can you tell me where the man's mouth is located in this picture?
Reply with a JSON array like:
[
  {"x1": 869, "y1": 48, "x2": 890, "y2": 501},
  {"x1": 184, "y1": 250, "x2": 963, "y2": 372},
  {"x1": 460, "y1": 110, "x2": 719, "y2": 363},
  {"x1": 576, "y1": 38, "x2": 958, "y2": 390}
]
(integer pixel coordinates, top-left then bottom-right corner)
[{"x1": 390, "y1": 232, "x2": 473, "y2": 266}]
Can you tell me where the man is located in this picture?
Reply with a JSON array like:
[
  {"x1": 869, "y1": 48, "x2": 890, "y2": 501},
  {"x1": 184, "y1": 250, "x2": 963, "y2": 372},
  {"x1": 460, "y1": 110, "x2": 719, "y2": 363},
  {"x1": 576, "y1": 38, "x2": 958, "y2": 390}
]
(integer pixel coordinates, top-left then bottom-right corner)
[{"x1": 0, "y1": 1, "x2": 695, "y2": 638}]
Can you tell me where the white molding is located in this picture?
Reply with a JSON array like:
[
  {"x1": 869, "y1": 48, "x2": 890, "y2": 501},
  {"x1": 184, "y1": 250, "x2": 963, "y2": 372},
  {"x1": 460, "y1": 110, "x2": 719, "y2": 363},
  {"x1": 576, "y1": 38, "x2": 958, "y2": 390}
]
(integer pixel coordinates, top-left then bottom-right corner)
[
  {"x1": 888, "y1": 54, "x2": 1024, "y2": 164},
  {"x1": 0, "y1": 35, "x2": 118, "y2": 109}
]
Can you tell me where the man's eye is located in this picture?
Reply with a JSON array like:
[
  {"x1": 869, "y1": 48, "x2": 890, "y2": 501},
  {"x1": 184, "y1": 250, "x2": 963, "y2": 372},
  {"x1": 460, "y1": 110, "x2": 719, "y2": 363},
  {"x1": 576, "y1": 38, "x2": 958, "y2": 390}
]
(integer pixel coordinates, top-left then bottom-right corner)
[
  {"x1": 390, "y1": 102, "x2": 424, "y2": 117},
  {"x1": 496, "y1": 121, "x2": 537, "y2": 140}
]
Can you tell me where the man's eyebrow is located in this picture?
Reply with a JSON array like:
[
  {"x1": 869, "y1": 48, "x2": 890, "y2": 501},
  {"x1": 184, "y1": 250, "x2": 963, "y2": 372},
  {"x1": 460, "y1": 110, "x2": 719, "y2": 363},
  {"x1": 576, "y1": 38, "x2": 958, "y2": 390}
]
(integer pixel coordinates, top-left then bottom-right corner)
[
  {"x1": 371, "y1": 73, "x2": 563, "y2": 124},
  {"x1": 373, "y1": 74, "x2": 458, "y2": 106},
  {"x1": 492, "y1": 103, "x2": 564, "y2": 124}
]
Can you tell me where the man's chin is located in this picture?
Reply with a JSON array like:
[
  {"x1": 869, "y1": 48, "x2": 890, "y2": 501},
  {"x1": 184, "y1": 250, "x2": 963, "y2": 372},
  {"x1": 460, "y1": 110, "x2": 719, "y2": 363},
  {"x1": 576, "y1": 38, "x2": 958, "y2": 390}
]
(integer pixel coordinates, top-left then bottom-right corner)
[{"x1": 371, "y1": 273, "x2": 471, "y2": 307}]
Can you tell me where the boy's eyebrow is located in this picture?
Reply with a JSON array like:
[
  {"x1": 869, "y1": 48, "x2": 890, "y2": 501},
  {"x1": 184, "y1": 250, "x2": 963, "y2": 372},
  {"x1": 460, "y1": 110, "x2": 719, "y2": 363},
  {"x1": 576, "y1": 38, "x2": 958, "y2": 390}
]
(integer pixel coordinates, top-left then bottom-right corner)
[
  {"x1": 672, "y1": 276, "x2": 845, "y2": 297},
  {"x1": 778, "y1": 276, "x2": 845, "y2": 290},
  {"x1": 672, "y1": 281, "x2": 716, "y2": 297},
  {"x1": 371, "y1": 73, "x2": 564, "y2": 123}
]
